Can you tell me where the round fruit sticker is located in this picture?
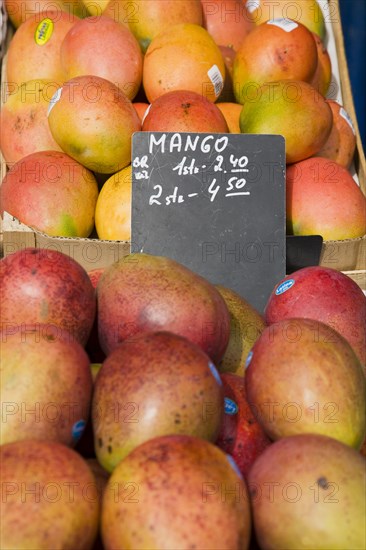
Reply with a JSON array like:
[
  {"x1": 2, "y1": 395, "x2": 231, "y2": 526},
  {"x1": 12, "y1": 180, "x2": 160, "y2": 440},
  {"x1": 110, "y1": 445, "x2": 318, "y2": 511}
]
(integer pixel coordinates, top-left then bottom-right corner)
[
  {"x1": 224, "y1": 397, "x2": 239, "y2": 415},
  {"x1": 71, "y1": 419, "x2": 86, "y2": 442},
  {"x1": 275, "y1": 279, "x2": 295, "y2": 295},
  {"x1": 35, "y1": 18, "x2": 54, "y2": 46}
]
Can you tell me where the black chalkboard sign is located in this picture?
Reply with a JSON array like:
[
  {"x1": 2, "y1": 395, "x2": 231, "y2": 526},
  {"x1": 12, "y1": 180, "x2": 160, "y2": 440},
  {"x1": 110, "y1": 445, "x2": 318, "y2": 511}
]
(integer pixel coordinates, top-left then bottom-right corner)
[
  {"x1": 131, "y1": 132, "x2": 286, "y2": 312},
  {"x1": 286, "y1": 235, "x2": 323, "y2": 273}
]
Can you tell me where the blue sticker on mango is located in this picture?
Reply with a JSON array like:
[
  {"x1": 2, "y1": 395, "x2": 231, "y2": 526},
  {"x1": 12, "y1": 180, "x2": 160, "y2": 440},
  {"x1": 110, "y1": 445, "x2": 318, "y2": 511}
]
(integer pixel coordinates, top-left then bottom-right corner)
[
  {"x1": 72, "y1": 419, "x2": 86, "y2": 442},
  {"x1": 275, "y1": 279, "x2": 295, "y2": 295},
  {"x1": 224, "y1": 397, "x2": 239, "y2": 415}
]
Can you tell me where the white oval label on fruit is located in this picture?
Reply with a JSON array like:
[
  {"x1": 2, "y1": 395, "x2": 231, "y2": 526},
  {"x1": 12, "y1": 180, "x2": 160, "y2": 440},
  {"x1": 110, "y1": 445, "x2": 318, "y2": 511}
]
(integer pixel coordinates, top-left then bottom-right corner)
[
  {"x1": 340, "y1": 107, "x2": 356, "y2": 135},
  {"x1": 224, "y1": 397, "x2": 239, "y2": 415},
  {"x1": 245, "y1": 0, "x2": 260, "y2": 13},
  {"x1": 35, "y1": 18, "x2": 54, "y2": 46},
  {"x1": 71, "y1": 419, "x2": 86, "y2": 442},
  {"x1": 208, "y1": 361, "x2": 222, "y2": 385},
  {"x1": 275, "y1": 279, "x2": 295, "y2": 295},
  {"x1": 267, "y1": 18, "x2": 298, "y2": 32},
  {"x1": 47, "y1": 87, "x2": 62, "y2": 117},
  {"x1": 207, "y1": 65, "x2": 224, "y2": 98}
]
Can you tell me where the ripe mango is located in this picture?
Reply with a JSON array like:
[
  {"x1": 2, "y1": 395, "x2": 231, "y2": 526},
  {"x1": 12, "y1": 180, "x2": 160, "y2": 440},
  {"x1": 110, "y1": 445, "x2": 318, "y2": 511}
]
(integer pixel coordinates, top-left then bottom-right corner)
[
  {"x1": 92, "y1": 331, "x2": 224, "y2": 472},
  {"x1": 233, "y1": 19, "x2": 318, "y2": 104},
  {"x1": 249, "y1": 0, "x2": 326, "y2": 40},
  {"x1": 101, "y1": 434, "x2": 252, "y2": 549},
  {"x1": 249, "y1": 434, "x2": 366, "y2": 549},
  {"x1": 1, "y1": 440, "x2": 100, "y2": 549},
  {"x1": 47, "y1": 75, "x2": 141, "y2": 174},
  {"x1": 239, "y1": 80, "x2": 332, "y2": 163}
]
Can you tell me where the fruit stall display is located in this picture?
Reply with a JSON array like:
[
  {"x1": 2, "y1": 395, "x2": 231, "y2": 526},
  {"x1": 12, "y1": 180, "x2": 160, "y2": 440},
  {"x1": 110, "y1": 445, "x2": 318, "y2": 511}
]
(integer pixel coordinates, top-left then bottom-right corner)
[
  {"x1": 0, "y1": 1, "x2": 365, "y2": 549},
  {"x1": 0, "y1": 0, "x2": 365, "y2": 273}
]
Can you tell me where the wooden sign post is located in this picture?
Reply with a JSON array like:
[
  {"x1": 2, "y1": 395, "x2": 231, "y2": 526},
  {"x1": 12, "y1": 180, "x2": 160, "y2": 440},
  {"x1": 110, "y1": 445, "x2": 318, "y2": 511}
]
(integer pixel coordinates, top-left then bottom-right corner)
[{"x1": 131, "y1": 132, "x2": 286, "y2": 312}]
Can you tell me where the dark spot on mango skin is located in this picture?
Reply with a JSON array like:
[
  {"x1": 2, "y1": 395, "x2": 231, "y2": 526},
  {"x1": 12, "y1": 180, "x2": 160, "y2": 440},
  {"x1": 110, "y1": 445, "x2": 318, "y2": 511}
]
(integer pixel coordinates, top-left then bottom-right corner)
[
  {"x1": 148, "y1": 444, "x2": 170, "y2": 463},
  {"x1": 317, "y1": 476, "x2": 329, "y2": 489},
  {"x1": 275, "y1": 48, "x2": 294, "y2": 73},
  {"x1": 107, "y1": 445, "x2": 113, "y2": 454},
  {"x1": 98, "y1": 438, "x2": 103, "y2": 447},
  {"x1": 14, "y1": 116, "x2": 22, "y2": 131},
  {"x1": 182, "y1": 102, "x2": 191, "y2": 115}
]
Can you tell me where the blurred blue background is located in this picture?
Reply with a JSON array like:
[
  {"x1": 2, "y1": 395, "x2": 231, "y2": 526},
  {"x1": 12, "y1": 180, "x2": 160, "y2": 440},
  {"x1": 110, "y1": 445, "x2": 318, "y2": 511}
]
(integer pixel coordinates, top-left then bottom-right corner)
[{"x1": 339, "y1": 0, "x2": 366, "y2": 149}]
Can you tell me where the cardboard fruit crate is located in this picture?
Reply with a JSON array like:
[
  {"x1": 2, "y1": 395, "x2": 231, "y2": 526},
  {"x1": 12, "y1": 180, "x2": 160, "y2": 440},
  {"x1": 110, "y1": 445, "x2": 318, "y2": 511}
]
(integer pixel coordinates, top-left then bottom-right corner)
[{"x1": 0, "y1": 0, "x2": 365, "y2": 289}]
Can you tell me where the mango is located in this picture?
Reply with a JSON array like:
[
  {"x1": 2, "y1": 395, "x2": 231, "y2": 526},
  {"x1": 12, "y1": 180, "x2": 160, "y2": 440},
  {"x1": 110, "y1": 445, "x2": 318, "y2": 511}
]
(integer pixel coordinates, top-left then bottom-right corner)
[
  {"x1": 315, "y1": 101, "x2": 357, "y2": 167},
  {"x1": 6, "y1": 10, "x2": 77, "y2": 86},
  {"x1": 245, "y1": 318, "x2": 365, "y2": 449},
  {"x1": 239, "y1": 80, "x2": 332, "y2": 163},
  {"x1": 248, "y1": 0, "x2": 326, "y2": 39},
  {"x1": 47, "y1": 75, "x2": 141, "y2": 173},
  {"x1": 92, "y1": 331, "x2": 224, "y2": 472},
  {"x1": 286, "y1": 157, "x2": 366, "y2": 240},
  {"x1": 310, "y1": 32, "x2": 332, "y2": 96},
  {"x1": 101, "y1": 434, "x2": 252, "y2": 549},
  {"x1": 143, "y1": 23, "x2": 226, "y2": 103},
  {"x1": 249, "y1": 434, "x2": 366, "y2": 549},
  {"x1": 0, "y1": 80, "x2": 62, "y2": 165},
  {"x1": 1, "y1": 323, "x2": 92, "y2": 447},
  {"x1": 125, "y1": 0, "x2": 203, "y2": 53},
  {"x1": 0, "y1": 439, "x2": 100, "y2": 549},
  {"x1": 60, "y1": 15, "x2": 143, "y2": 100},
  {"x1": 264, "y1": 266, "x2": 366, "y2": 368},
  {"x1": 202, "y1": 0, "x2": 255, "y2": 51},
  {"x1": 0, "y1": 150, "x2": 99, "y2": 238},
  {"x1": 142, "y1": 90, "x2": 229, "y2": 133},
  {"x1": 233, "y1": 19, "x2": 318, "y2": 104},
  {"x1": 97, "y1": 252, "x2": 231, "y2": 362},
  {"x1": 95, "y1": 165, "x2": 132, "y2": 241},
  {"x1": 216, "y1": 285, "x2": 266, "y2": 375}
]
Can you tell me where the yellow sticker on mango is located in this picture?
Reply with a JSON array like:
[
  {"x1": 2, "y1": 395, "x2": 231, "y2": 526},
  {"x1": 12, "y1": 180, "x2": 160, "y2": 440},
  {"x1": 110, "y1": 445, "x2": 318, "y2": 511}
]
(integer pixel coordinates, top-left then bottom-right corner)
[{"x1": 35, "y1": 18, "x2": 54, "y2": 46}]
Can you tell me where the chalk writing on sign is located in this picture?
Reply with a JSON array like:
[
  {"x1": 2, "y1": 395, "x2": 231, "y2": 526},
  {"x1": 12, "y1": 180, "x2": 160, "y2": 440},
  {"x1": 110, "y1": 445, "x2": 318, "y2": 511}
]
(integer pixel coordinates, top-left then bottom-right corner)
[{"x1": 132, "y1": 133, "x2": 255, "y2": 206}]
